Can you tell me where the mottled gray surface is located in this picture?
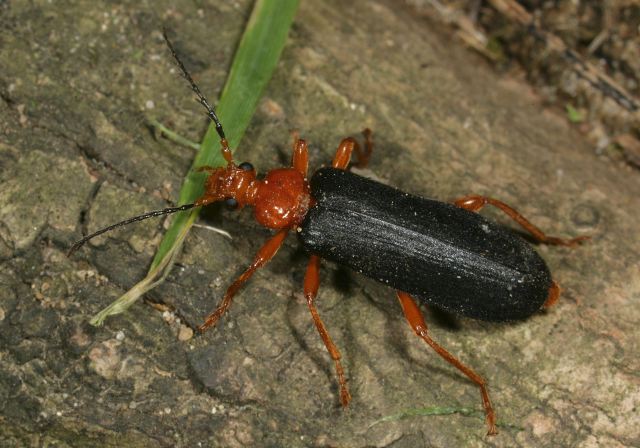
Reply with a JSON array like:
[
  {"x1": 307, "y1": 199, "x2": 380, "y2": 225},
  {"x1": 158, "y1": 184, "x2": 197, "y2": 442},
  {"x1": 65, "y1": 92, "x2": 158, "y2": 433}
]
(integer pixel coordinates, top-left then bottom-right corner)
[{"x1": 1, "y1": 1, "x2": 638, "y2": 447}]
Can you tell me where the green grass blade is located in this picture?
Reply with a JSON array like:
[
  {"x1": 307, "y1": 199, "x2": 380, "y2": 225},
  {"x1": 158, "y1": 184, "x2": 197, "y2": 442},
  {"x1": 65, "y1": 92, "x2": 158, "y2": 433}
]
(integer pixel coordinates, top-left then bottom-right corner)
[
  {"x1": 90, "y1": 0, "x2": 300, "y2": 326},
  {"x1": 149, "y1": 118, "x2": 201, "y2": 151},
  {"x1": 368, "y1": 406, "x2": 524, "y2": 432}
]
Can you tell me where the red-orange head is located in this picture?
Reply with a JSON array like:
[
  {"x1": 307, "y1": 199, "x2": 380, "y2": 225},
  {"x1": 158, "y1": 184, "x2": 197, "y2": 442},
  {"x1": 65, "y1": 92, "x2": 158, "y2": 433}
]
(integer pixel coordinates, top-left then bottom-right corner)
[{"x1": 195, "y1": 160, "x2": 258, "y2": 210}]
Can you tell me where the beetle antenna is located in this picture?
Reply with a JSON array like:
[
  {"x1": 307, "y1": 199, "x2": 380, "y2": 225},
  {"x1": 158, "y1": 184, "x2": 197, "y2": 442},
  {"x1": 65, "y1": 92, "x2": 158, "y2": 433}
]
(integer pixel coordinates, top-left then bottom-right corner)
[
  {"x1": 162, "y1": 29, "x2": 231, "y2": 161},
  {"x1": 68, "y1": 203, "x2": 196, "y2": 257}
]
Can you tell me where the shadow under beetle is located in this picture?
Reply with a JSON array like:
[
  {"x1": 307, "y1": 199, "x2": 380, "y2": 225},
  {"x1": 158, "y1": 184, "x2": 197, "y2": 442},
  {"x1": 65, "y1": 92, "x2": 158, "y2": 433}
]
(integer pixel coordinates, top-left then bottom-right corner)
[{"x1": 69, "y1": 31, "x2": 589, "y2": 436}]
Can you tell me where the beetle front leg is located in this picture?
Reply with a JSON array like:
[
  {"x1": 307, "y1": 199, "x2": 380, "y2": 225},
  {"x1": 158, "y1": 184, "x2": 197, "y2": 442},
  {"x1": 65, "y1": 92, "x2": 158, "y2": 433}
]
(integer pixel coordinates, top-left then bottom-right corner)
[
  {"x1": 454, "y1": 195, "x2": 589, "y2": 246},
  {"x1": 304, "y1": 255, "x2": 351, "y2": 406},
  {"x1": 198, "y1": 229, "x2": 289, "y2": 332},
  {"x1": 291, "y1": 138, "x2": 309, "y2": 178},
  {"x1": 396, "y1": 291, "x2": 498, "y2": 436}
]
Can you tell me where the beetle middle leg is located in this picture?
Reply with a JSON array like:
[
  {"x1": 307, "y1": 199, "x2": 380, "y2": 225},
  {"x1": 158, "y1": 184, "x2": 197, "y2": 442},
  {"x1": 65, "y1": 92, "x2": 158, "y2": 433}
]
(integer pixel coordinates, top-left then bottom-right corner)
[
  {"x1": 304, "y1": 254, "x2": 351, "y2": 406},
  {"x1": 396, "y1": 290, "x2": 498, "y2": 436},
  {"x1": 198, "y1": 229, "x2": 289, "y2": 332},
  {"x1": 453, "y1": 195, "x2": 589, "y2": 246}
]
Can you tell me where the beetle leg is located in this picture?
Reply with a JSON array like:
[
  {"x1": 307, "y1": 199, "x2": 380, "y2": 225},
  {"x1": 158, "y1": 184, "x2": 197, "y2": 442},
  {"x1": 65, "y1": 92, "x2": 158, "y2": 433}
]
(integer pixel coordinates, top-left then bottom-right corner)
[
  {"x1": 396, "y1": 290, "x2": 498, "y2": 436},
  {"x1": 453, "y1": 195, "x2": 589, "y2": 246},
  {"x1": 198, "y1": 229, "x2": 289, "y2": 333},
  {"x1": 353, "y1": 128, "x2": 373, "y2": 169},
  {"x1": 332, "y1": 137, "x2": 357, "y2": 170},
  {"x1": 331, "y1": 129, "x2": 374, "y2": 170},
  {"x1": 304, "y1": 254, "x2": 351, "y2": 406},
  {"x1": 543, "y1": 280, "x2": 561, "y2": 308},
  {"x1": 291, "y1": 138, "x2": 309, "y2": 178}
]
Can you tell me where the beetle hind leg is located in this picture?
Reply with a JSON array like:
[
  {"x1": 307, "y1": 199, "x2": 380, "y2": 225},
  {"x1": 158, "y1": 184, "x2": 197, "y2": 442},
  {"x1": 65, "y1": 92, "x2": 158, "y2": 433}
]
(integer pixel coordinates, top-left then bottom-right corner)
[
  {"x1": 453, "y1": 195, "x2": 589, "y2": 246},
  {"x1": 396, "y1": 291, "x2": 498, "y2": 436},
  {"x1": 543, "y1": 280, "x2": 561, "y2": 309}
]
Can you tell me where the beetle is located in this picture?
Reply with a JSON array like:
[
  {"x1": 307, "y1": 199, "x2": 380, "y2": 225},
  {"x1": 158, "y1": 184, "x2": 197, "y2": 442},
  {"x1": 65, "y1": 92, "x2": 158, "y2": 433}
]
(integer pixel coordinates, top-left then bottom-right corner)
[{"x1": 69, "y1": 32, "x2": 588, "y2": 436}]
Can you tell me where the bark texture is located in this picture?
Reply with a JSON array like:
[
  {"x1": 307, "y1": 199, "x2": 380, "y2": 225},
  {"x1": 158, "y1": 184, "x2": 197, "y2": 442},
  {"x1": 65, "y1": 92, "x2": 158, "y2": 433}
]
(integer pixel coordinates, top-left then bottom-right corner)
[{"x1": 0, "y1": 1, "x2": 638, "y2": 447}]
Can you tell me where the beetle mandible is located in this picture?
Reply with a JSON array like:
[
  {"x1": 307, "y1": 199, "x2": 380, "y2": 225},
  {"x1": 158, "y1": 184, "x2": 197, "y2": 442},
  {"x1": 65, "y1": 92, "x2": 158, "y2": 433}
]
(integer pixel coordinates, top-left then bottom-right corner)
[{"x1": 69, "y1": 32, "x2": 589, "y2": 436}]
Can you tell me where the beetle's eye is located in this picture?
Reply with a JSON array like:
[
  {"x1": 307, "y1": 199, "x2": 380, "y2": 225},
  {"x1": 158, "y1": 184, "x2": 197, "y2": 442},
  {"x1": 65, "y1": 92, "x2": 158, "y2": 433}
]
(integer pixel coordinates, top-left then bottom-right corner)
[
  {"x1": 238, "y1": 162, "x2": 254, "y2": 171},
  {"x1": 225, "y1": 198, "x2": 239, "y2": 210}
]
